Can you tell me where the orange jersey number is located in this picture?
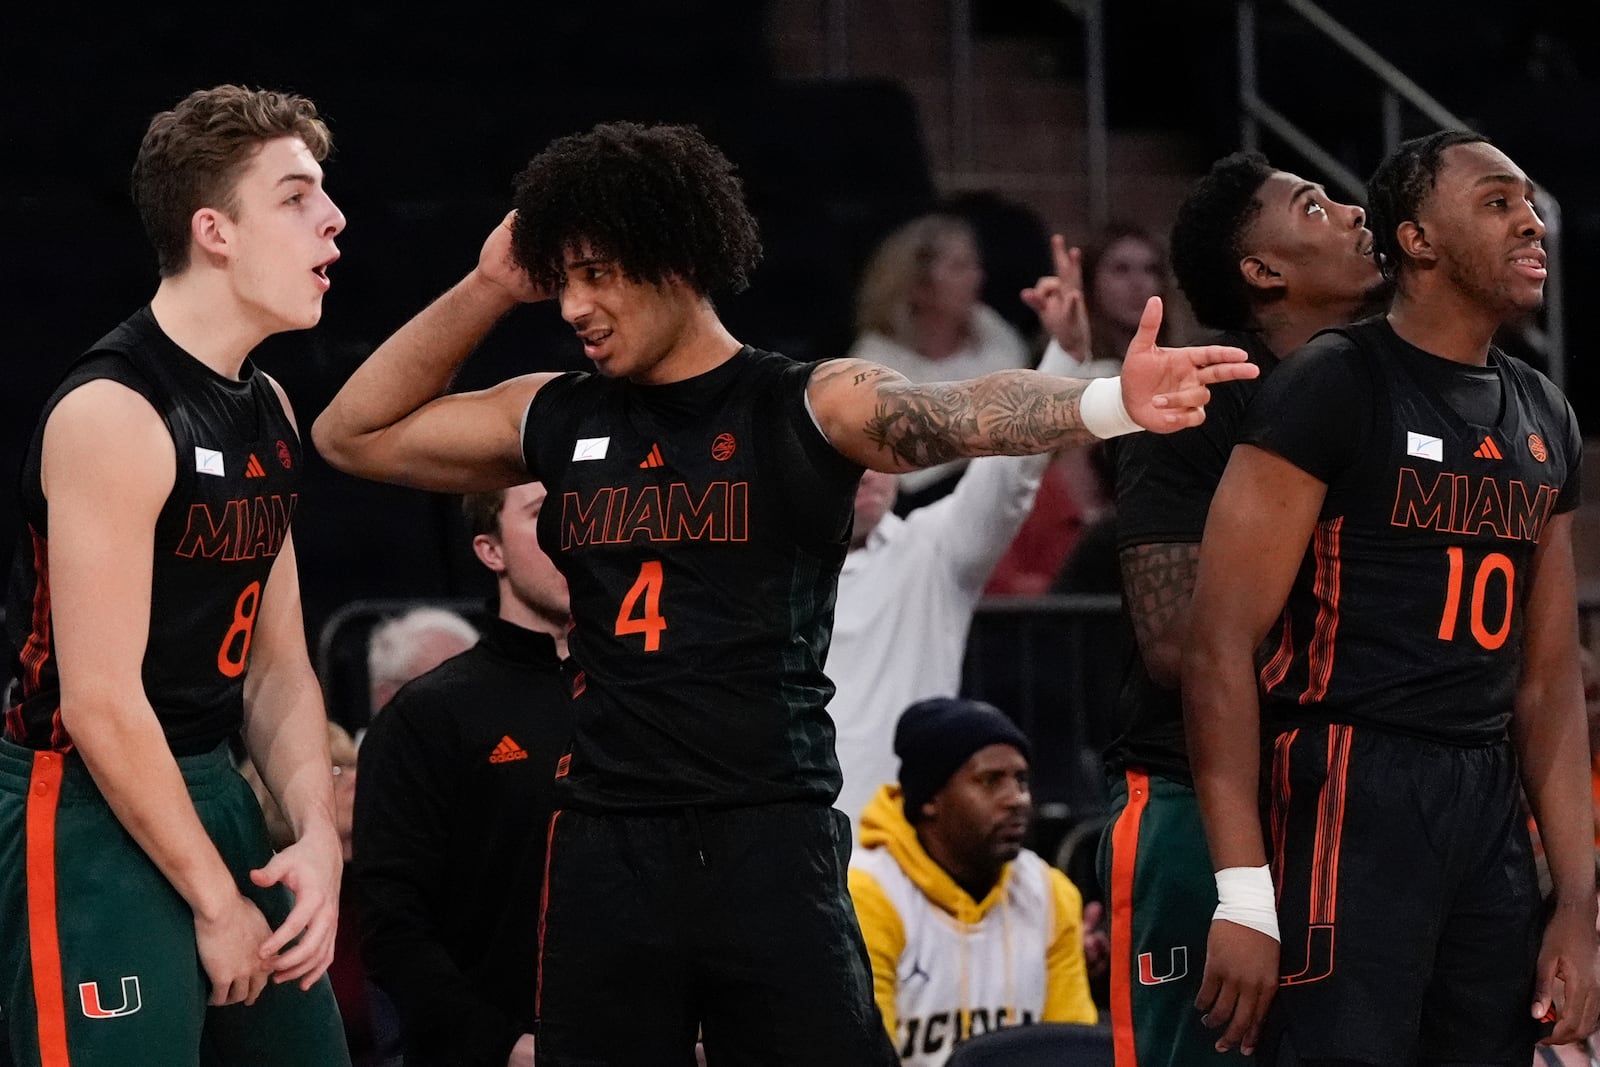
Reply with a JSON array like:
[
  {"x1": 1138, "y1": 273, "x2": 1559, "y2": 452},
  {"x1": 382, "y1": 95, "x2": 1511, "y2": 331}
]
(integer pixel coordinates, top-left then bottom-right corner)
[
  {"x1": 615, "y1": 561, "x2": 668, "y2": 651},
  {"x1": 217, "y1": 580, "x2": 262, "y2": 677},
  {"x1": 1437, "y1": 547, "x2": 1514, "y2": 651}
]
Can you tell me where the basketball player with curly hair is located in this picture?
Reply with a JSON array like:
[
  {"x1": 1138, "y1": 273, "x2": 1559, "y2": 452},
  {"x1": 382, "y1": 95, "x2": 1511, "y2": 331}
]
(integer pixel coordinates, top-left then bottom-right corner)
[{"x1": 314, "y1": 119, "x2": 1256, "y2": 1065}]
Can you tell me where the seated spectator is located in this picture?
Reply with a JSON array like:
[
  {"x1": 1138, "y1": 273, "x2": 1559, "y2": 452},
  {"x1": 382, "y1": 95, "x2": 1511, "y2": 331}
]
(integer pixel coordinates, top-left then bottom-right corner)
[
  {"x1": 1080, "y1": 221, "x2": 1173, "y2": 368},
  {"x1": 352, "y1": 481, "x2": 573, "y2": 1067},
  {"x1": 846, "y1": 212, "x2": 1033, "y2": 513},
  {"x1": 364, "y1": 606, "x2": 481, "y2": 726},
  {"x1": 849, "y1": 697, "x2": 1097, "y2": 1066},
  {"x1": 830, "y1": 238, "x2": 1092, "y2": 835}
]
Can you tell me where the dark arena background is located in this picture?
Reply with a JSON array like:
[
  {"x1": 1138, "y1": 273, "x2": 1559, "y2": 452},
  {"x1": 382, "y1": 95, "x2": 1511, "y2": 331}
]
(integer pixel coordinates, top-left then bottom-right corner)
[{"x1": 4, "y1": 0, "x2": 1599, "y2": 855}]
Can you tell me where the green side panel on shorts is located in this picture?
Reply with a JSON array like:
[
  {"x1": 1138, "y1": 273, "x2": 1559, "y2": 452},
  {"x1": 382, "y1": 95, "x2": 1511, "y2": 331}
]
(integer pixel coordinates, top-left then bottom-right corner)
[
  {"x1": 1100, "y1": 773, "x2": 1250, "y2": 1066},
  {"x1": 0, "y1": 741, "x2": 350, "y2": 1067}
]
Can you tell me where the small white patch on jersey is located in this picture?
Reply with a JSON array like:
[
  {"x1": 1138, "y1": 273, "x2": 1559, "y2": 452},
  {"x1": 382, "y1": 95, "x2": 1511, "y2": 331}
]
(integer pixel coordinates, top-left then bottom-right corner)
[
  {"x1": 573, "y1": 437, "x2": 610, "y2": 461},
  {"x1": 195, "y1": 447, "x2": 226, "y2": 477},
  {"x1": 1406, "y1": 432, "x2": 1443, "y2": 462}
]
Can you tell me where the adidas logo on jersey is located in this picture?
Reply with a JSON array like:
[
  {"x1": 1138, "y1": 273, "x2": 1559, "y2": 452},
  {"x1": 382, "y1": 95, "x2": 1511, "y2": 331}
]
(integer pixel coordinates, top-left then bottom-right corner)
[
  {"x1": 244, "y1": 454, "x2": 267, "y2": 478},
  {"x1": 639, "y1": 444, "x2": 665, "y2": 469},
  {"x1": 1473, "y1": 436, "x2": 1503, "y2": 460},
  {"x1": 489, "y1": 736, "x2": 528, "y2": 764}
]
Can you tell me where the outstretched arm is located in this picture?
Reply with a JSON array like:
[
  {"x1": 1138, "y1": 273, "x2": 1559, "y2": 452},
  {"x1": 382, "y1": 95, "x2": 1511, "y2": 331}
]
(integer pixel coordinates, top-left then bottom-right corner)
[
  {"x1": 1182, "y1": 443, "x2": 1326, "y2": 1056},
  {"x1": 908, "y1": 340, "x2": 1084, "y2": 589},
  {"x1": 1510, "y1": 513, "x2": 1600, "y2": 1045},
  {"x1": 312, "y1": 213, "x2": 555, "y2": 492},
  {"x1": 808, "y1": 297, "x2": 1254, "y2": 472}
]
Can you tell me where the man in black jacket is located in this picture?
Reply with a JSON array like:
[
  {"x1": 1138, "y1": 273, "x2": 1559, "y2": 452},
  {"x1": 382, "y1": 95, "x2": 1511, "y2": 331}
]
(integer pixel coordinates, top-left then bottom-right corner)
[{"x1": 352, "y1": 481, "x2": 572, "y2": 1067}]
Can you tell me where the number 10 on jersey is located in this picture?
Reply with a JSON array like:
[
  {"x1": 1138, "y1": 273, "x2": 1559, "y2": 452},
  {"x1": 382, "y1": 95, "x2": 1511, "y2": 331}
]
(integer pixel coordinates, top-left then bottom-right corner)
[{"x1": 1437, "y1": 547, "x2": 1514, "y2": 651}]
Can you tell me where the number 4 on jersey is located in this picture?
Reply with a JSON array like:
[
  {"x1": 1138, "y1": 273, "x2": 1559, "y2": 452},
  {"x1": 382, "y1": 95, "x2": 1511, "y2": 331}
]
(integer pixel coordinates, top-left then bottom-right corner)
[{"x1": 615, "y1": 561, "x2": 668, "y2": 651}]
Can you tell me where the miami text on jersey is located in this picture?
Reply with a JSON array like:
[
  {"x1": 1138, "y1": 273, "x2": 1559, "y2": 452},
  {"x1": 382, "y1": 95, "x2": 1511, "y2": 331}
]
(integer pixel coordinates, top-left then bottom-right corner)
[
  {"x1": 176, "y1": 494, "x2": 298, "y2": 560},
  {"x1": 560, "y1": 482, "x2": 750, "y2": 550},
  {"x1": 1389, "y1": 469, "x2": 1559, "y2": 542}
]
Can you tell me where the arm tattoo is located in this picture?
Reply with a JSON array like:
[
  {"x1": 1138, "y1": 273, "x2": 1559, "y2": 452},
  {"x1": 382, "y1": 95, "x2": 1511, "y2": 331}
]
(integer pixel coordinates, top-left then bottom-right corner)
[
  {"x1": 809, "y1": 361, "x2": 895, "y2": 390},
  {"x1": 862, "y1": 371, "x2": 1092, "y2": 469},
  {"x1": 1119, "y1": 543, "x2": 1201, "y2": 679}
]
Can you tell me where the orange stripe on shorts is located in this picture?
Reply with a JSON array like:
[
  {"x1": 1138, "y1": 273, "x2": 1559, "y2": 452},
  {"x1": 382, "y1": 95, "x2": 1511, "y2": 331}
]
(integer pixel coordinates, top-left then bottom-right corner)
[
  {"x1": 1110, "y1": 768, "x2": 1150, "y2": 1067},
  {"x1": 27, "y1": 750, "x2": 71, "y2": 1066},
  {"x1": 534, "y1": 809, "x2": 564, "y2": 1021}
]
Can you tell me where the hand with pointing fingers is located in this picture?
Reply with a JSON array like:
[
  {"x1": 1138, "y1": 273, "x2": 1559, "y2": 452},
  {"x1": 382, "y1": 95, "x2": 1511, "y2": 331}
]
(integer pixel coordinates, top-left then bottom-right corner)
[
  {"x1": 1119, "y1": 297, "x2": 1257, "y2": 431},
  {"x1": 1021, "y1": 234, "x2": 1091, "y2": 360}
]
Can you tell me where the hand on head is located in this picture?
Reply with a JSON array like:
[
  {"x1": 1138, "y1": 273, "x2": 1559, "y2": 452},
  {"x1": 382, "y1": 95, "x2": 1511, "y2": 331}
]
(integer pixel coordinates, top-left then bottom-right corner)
[{"x1": 477, "y1": 212, "x2": 549, "y2": 304}]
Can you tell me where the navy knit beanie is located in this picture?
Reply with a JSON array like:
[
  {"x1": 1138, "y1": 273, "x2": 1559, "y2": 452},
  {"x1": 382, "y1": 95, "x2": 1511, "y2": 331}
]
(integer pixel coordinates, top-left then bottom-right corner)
[{"x1": 894, "y1": 697, "x2": 1031, "y2": 821}]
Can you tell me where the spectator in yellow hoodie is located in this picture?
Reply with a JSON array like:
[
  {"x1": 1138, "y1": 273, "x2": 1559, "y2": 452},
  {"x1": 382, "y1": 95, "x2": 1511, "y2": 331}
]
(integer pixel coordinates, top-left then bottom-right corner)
[{"x1": 849, "y1": 697, "x2": 1097, "y2": 1065}]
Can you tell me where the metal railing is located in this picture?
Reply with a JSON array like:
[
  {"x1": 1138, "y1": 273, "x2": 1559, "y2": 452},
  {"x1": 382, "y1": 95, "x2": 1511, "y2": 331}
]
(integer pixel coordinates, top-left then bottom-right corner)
[
  {"x1": 1237, "y1": 0, "x2": 1567, "y2": 390},
  {"x1": 1053, "y1": 0, "x2": 1109, "y2": 232}
]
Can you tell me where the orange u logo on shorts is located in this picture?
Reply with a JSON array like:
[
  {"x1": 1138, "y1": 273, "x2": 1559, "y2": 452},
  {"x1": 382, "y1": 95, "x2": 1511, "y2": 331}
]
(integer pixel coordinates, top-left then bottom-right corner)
[{"x1": 79, "y1": 976, "x2": 142, "y2": 1019}]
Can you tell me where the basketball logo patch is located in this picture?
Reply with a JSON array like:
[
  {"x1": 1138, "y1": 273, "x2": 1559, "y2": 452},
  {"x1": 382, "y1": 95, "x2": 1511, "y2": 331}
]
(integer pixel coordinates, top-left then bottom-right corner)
[
  {"x1": 276, "y1": 439, "x2": 294, "y2": 469},
  {"x1": 1528, "y1": 434, "x2": 1547, "y2": 463},
  {"x1": 711, "y1": 433, "x2": 737, "y2": 461}
]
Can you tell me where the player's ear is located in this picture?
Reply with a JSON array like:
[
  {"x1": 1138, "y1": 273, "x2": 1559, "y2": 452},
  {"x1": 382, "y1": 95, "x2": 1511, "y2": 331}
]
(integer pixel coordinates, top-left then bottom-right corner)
[
  {"x1": 191, "y1": 207, "x2": 232, "y2": 263},
  {"x1": 1240, "y1": 255, "x2": 1286, "y2": 293},
  {"x1": 472, "y1": 533, "x2": 506, "y2": 576},
  {"x1": 1395, "y1": 220, "x2": 1434, "y2": 267}
]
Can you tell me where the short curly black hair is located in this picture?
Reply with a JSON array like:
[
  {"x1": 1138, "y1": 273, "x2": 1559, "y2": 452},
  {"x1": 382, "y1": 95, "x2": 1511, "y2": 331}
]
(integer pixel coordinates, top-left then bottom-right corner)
[
  {"x1": 1367, "y1": 129, "x2": 1488, "y2": 282},
  {"x1": 1168, "y1": 151, "x2": 1275, "y2": 332},
  {"x1": 510, "y1": 121, "x2": 763, "y2": 297}
]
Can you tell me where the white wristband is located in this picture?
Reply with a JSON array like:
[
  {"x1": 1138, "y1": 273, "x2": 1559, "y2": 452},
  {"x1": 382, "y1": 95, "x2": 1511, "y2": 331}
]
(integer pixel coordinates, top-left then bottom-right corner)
[
  {"x1": 1213, "y1": 865, "x2": 1280, "y2": 943},
  {"x1": 1080, "y1": 376, "x2": 1142, "y2": 439}
]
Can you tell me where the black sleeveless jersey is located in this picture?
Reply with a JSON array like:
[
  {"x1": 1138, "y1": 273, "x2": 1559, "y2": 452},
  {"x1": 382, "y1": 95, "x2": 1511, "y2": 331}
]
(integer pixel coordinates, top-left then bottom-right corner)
[
  {"x1": 4, "y1": 306, "x2": 302, "y2": 755},
  {"x1": 1108, "y1": 330, "x2": 1281, "y2": 782},
  {"x1": 1240, "y1": 317, "x2": 1581, "y2": 743},
  {"x1": 521, "y1": 347, "x2": 863, "y2": 810}
]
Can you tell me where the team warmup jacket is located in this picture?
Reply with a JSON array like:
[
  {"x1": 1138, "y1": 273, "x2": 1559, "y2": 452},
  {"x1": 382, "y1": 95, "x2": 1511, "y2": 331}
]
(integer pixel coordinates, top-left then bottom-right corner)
[{"x1": 353, "y1": 618, "x2": 573, "y2": 1066}]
